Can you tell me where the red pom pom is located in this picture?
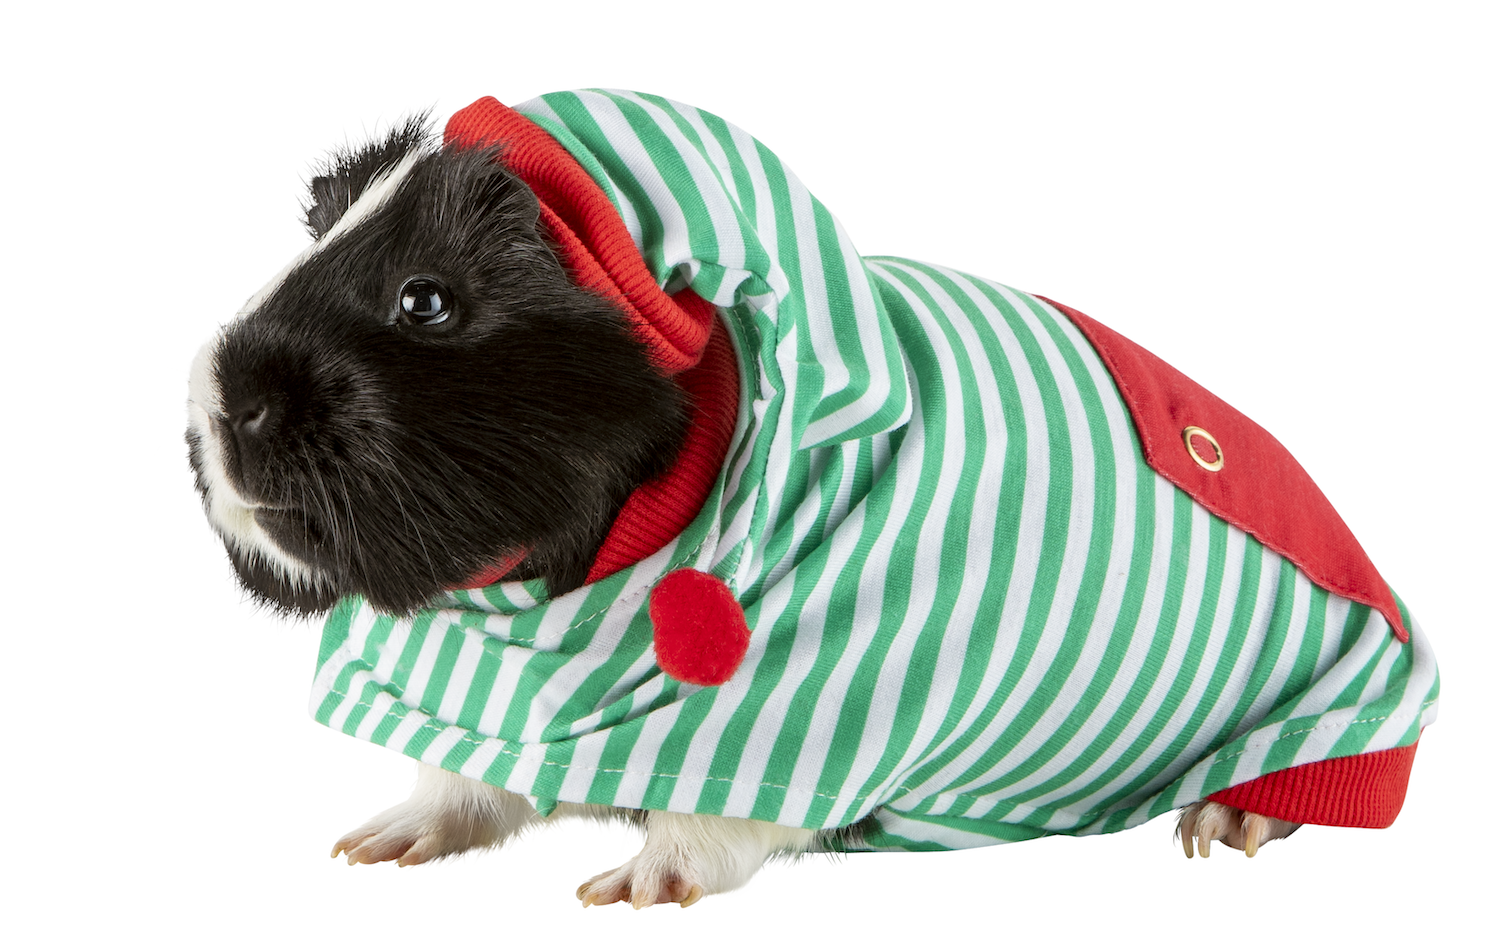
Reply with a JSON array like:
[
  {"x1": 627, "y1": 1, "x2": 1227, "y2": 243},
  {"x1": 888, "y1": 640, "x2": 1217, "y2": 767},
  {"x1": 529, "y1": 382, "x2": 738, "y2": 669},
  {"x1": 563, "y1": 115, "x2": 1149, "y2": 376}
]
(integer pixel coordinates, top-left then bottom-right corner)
[{"x1": 648, "y1": 569, "x2": 749, "y2": 686}]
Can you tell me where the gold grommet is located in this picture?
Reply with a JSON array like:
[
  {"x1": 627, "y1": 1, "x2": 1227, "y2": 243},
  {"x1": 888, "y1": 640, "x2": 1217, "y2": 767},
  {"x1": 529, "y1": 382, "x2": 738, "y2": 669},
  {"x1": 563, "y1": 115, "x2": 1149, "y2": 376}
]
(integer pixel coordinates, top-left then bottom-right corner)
[{"x1": 1183, "y1": 426, "x2": 1223, "y2": 472}]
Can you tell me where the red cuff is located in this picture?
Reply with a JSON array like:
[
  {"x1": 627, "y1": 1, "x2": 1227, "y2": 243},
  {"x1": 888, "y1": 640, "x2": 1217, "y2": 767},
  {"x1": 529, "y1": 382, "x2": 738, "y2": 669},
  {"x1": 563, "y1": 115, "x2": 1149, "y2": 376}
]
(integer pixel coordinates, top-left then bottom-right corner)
[{"x1": 1208, "y1": 743, "x2": 1419, "y2": 828}]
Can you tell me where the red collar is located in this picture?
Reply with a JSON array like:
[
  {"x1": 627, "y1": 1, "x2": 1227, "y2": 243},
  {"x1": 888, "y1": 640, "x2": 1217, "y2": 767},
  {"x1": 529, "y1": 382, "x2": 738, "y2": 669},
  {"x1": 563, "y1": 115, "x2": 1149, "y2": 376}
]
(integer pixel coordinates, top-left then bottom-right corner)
[{"x1": 446, "y1": 97, "x2": 740, "y2": 589}]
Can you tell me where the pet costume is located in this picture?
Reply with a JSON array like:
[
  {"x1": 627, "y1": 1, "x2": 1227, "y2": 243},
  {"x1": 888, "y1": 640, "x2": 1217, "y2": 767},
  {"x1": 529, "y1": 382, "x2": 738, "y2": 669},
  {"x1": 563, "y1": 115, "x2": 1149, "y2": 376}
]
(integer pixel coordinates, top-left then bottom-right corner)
[{"x1": 309, "y1": 91, "x2": 1438, "y2": 850}]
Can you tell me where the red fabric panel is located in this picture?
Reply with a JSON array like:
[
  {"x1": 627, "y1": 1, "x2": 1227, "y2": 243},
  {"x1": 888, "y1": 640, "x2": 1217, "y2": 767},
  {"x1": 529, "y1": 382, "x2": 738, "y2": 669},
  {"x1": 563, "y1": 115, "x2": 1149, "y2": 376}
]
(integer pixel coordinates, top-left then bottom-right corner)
[
  {"x1": 1208, "y1": 743, "x2": 1419, "y2": 828},
  {"x1": 1040, "y1": 297, "x2": 1405, "y2": 641},
  {"x1": 444, "y1": 96, "x2": 714, "y2": 376}
]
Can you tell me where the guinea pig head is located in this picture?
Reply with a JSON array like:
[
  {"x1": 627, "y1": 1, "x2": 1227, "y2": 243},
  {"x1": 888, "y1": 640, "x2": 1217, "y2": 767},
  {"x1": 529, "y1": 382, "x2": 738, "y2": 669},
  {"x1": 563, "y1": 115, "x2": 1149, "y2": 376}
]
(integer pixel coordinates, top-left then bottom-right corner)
[{"x1": 186, "y1": 119, "x2": 687, "y2": 615}]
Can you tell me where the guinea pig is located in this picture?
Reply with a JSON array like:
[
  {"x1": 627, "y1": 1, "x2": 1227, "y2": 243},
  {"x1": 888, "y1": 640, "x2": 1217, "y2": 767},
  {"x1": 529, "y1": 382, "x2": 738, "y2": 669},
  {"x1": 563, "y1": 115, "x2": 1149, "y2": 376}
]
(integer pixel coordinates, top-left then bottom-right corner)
[{"x1": 187, "y1": 90, "x2": 1436, "y2": 908}]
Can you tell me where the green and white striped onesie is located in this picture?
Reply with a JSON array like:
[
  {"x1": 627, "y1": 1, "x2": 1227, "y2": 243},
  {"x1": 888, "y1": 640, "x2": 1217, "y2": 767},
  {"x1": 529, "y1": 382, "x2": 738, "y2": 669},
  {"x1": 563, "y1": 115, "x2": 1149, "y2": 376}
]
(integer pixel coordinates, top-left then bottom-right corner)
[{"x1": 310, "y1": 90, "x2": 1438, "y2": 850}]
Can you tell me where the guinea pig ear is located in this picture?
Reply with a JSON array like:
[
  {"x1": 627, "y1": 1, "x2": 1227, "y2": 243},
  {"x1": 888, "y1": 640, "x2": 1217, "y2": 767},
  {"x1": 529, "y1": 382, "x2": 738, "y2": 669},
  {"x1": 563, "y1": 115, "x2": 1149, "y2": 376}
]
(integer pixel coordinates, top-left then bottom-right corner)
[{"x1": 303, "y1": 111, "x2": 434, "y2": 240}]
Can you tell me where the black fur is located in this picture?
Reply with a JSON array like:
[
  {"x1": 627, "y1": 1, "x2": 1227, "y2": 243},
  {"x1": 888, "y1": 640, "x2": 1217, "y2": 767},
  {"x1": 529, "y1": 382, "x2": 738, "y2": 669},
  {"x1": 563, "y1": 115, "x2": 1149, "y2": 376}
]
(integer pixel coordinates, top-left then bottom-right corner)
[{"x1": 201, "y1": 125, "x2": 688, "y2": 615}]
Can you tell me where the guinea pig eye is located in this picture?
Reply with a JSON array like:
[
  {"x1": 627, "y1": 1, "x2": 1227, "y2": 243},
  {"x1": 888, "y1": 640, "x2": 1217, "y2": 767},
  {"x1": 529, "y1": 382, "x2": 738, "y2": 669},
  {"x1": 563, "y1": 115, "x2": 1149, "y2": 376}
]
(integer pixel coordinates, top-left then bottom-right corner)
[{"x1": 397, "y1": 276, "x2": 454, "y2": 326}]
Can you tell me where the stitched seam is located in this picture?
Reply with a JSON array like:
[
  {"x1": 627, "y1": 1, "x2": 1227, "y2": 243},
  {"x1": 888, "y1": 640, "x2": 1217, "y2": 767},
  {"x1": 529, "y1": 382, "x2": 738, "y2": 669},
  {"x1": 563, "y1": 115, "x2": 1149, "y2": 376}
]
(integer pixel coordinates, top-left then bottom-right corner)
[{"x1": 1206, "y1": 697, "x2": 1438, "y2": 768}]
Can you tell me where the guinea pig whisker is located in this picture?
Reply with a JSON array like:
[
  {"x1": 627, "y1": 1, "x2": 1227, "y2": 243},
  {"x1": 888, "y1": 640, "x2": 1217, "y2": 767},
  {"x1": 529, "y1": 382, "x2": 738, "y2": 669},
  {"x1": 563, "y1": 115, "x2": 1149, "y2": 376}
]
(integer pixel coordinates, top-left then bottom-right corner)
[
  {"x1": 371, "y1": 451, "x2": 439, "y2": 586},
  {"x1": 331, "y1": 462, "x2": 365, "y2": 572},
  {"x1": 304, "y1": 460, "x2": 344, "y2": 556}
]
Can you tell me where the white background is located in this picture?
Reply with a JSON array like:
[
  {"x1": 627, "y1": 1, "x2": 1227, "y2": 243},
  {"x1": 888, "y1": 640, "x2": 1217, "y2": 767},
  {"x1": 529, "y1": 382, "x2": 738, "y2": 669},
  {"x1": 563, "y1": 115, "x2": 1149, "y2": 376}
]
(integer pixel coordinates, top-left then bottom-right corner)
[{"x1": 4, "y1": 2, "x2": 1494, "y2": 934}]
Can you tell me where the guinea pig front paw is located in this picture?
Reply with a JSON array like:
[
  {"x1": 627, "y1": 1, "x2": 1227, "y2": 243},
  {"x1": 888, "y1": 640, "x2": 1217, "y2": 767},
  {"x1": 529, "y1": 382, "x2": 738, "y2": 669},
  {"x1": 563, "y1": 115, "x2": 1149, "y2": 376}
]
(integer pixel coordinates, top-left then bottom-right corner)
[
  {"x1": 331, "y1": 799, "x2": 507, "y2": 867},
  {"x1": 577, "y1": 856, "x2": 705, "y2": 909},
  {"x1": 331, "y1": 802, "x2": 479, "y2": 867},
  {"x1": 1176, "y1": 800, "x2": 1301, "y2": 858},
  {"x1": 576, "y1": 811, "x2": 817, "y2": 908},
  {"x1": 332, "y1": 763, "x2": 535, "y2": 867}
]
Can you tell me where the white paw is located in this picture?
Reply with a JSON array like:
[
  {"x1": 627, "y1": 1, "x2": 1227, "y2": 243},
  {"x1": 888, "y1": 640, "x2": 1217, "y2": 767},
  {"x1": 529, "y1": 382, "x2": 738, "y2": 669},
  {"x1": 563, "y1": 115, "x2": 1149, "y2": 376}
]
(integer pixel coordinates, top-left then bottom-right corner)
[
  {"x1": 331, "y1": 800, "x2": 488, "y2": 867},
  {"x1": 577, "y1": 856, "x2": 706, "y2": 909},
  {"x1": 576, "y1": 811, "x2": 817, "y2": 909},
  {"x1": 331, "y1": 763, "x2": 537, "y2": 867},
  {"x1": 1177, "y1": 800, "x2": 1301, "y2": 858}
]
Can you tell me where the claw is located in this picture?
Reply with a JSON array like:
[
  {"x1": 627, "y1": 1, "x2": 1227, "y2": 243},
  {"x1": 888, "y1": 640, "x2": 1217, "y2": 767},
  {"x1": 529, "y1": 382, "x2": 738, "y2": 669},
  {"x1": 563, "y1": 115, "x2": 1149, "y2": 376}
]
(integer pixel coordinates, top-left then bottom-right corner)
[
  {"x1": 680, "y1": 885, "x2": 704, "y2": 908},
  {"x1": 1243, "y1": 813, "x2": 1267, "y2": 858}
]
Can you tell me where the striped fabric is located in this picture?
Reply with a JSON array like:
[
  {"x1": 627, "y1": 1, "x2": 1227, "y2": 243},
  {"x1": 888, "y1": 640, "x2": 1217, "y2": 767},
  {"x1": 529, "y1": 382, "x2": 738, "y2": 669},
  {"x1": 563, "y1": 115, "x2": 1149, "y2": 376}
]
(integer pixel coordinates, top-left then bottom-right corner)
[{"x1": 309, "y1": 91, "x2": 1439, "y2": 851}]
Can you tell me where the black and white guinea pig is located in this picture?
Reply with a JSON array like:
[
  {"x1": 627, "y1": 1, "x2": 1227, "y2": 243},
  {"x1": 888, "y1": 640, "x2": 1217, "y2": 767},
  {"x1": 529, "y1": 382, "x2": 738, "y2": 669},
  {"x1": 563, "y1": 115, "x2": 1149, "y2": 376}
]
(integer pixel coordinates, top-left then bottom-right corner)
[
  {"x1": 187, "y1": 118, "x2": 688, "y2": 615},
  {"x1": 186, "y1": 116, "x2": 1301, "y2": 908}
]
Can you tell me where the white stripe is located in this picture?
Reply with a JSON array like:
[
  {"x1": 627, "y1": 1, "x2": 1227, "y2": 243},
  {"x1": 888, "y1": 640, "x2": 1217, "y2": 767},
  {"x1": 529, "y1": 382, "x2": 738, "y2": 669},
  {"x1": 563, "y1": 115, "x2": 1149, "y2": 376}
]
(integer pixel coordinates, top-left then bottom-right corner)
[
  {"x1": 610, "y1": 706, "x2": 687, "y2": 809},
  {"x1": 462, "y1": 579, "x2": 543, "y2": 614},
  {"x1": 434, "y1": 625, "x2": 486, "y2": 724},
  {"x1": 383, "y1": 708, "x2": 431, "y2": 756},
  {"x1": 415, "y1": 725, "x2": 466, "y2": 766},
  {"x1": 1303, "y1": 593, "x2": 1354, "y2": 699},
  {"x1": 726, "y1": 120, "x2": 792, "y2": 301},
  {"x1": 664, "y1": 625, "x2": 770, "y2": 814},
  {"x1": 351, "y1": 684, "x2": 399, "y2": 740},
  {"x1": 398, "y1": 614, "x2": 455, "y2": 707},
  {"x1": 554, "y1": 728, "x2": 612, "y2": 805},
  {"x1": 474, "y1": 643, "x2": 530, "y2": 739},
  {"x1": 499, "y1": 740, "x2": 548, "y2": 798},
  {"x1": 320, "y1": 669, "x2": 372, "y2": 736}
]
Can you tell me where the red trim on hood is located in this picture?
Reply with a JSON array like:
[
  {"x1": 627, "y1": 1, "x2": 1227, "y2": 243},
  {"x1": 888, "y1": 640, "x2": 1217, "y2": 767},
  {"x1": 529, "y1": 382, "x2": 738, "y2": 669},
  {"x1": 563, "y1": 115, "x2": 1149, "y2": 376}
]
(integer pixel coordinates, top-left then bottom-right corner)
[
  {"x1": 443, "y1": 97, "x2": 738, "y2": 589},
  {"x1": 444, "y1": 96, "x2": 715, "y2": 376},
  {"x1": 1040, "y1": 296, "x2": 1406, "y2": 642}
]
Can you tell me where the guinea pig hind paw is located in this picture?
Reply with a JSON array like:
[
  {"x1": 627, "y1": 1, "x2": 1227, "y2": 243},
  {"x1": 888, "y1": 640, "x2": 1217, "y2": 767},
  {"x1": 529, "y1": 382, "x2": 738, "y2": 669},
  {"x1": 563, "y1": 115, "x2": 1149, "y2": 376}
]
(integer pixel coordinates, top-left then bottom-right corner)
[{"x1": 1176, "y1": 801, "x2": 1301, "y2": 858}]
